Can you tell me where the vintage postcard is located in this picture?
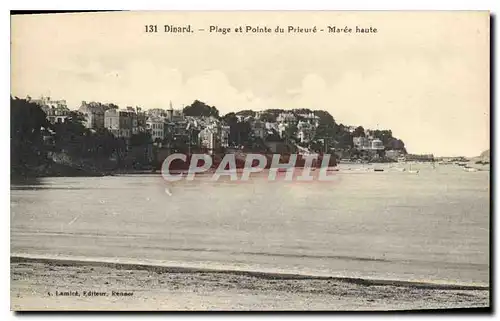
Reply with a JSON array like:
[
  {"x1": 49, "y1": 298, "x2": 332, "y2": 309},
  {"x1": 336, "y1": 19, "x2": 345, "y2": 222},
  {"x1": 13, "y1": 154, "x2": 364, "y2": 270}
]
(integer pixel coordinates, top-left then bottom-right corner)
[{"x1": 10, "y1": 11, "x2": 490, "y2": 311}]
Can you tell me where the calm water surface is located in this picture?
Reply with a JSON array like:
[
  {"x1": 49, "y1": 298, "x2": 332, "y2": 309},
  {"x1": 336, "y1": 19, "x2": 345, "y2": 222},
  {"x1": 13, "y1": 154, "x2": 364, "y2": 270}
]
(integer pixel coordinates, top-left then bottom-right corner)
[{"x1": 11, "y1": 163, "x2": 490, "y2": 285}]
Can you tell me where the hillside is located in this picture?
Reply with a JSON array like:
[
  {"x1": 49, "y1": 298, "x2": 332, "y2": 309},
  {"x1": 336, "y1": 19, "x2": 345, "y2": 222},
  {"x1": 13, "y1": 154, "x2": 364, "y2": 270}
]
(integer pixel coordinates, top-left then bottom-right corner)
[{"x1": 480, "y1": 149, "x2": 490, "y2": 159}]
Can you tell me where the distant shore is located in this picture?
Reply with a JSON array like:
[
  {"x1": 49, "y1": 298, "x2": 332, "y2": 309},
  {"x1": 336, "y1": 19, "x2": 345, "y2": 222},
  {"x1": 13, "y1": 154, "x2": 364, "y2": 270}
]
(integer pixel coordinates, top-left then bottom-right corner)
[{"x1": 11, "y1": 256, "x2": 489, "y2": 311}]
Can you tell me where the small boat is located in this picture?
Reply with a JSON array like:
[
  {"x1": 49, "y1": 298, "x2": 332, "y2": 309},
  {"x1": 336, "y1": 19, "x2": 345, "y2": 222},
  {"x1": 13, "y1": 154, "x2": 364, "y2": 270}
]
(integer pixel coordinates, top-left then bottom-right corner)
[
  {"x1": 464, "y1": 167, "x2": 478, "y2": 172},
  {"x1": 374, "y1": 168, "x2": 384, "y2": 172}
]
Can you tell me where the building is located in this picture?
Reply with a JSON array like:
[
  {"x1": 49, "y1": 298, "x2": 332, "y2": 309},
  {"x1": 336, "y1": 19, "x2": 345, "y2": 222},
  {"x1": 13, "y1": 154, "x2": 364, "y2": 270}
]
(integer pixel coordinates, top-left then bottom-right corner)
[
  {"x1": 265, "y1": 122, "x2": 278, "y2": 132},
  {"x1": 276, "y1": 112, "x2": 297, "y2": 124},
  {"x1": 29, "y1": 96, "x2": 70, "y2": 124},
  {"x1": 353, "y1": 136, "x2": 385, "y2": 151},
  {"x1": 297, "y1": 120, "x2": 315, "y2": 143},
  {"x1": 371, "y1": 138, "x2": 384, "y2": 150},
  {"x1": 29, "y1": 95, "x2": 67, "y2": 109},
  {"x1": 198, "y1": 123, "x2": 230, "y2": 153},
  {"x1": 298, "y1": 112, "x2": 320, "y2": 127},
  {"x1": 277, "y1": 123, "x2": 288, "y2": 138},
  {"x1": 125, "y1": 107, "x2": 139, "y2": 135},
  {"x1": 146, "y1": 116, "x2": 166, "y2": 142},
  {"x1": 353, "y1": 136, "x2": 371, "y2": 150},
  {"x1": 136, "y1": 107, "x2": 147, "y2": 132},
  {"x1": 220, "y1": 125, "x2": 230, "y2": 148},
  {"x1": 251, "y1": 119, "x2": 266, "y2": 139},
  {"x1": 199, "y1": 125, "x2": 219, "y2": 153},
  {"x1": 44, "y1": 106, "x2": 70, "y2": 124},
  {"x1": 165, "y1": 101, "x2": 185, "y2": 123},
  {"x1": 385, "y1": 150, "x2": 403, "y2": 161},
  {"x1": 171, "y1": 120, "x2": 189, "y2": 138},
  {"x1": 78, "y1": 101, "x2": 114, "y2": 130},
  {"x1": 104, "y1": 109, "x2": 134, "y2": 138},
  {"x1": 147, "y1": 108, "x2": 167, "y2": 117}
]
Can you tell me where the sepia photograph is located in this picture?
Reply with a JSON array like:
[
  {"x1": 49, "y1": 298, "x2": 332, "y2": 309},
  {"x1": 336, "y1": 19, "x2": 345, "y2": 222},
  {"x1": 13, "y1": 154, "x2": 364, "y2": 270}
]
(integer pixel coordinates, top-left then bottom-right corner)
[{"x1": 9, "y1": 11, "x2": 490, "y2": 311}]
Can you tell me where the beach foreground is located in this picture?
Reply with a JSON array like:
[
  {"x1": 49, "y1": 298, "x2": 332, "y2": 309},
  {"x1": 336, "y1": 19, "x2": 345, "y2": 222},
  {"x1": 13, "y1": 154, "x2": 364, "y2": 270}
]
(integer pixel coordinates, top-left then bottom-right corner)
[{"x1": 11, "y1": 257, "x2": 489, "y2": 311}]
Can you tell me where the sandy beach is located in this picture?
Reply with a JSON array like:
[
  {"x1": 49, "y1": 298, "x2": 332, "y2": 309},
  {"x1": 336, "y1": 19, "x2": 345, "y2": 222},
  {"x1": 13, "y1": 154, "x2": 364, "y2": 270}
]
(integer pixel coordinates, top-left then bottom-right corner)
[{"x1": 11, "y1": 256, "x2": 489, "y2": 311}]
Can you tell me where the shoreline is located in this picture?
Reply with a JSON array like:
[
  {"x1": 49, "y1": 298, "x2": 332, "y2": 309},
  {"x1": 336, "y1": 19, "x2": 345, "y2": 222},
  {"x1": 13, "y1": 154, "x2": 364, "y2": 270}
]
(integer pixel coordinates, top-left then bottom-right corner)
[
  {"x1": 11, "y1": 160, "x2": 490, "y2": 180},
  {"x1": 10, "y1": 255, "x2": 488, "y2": 291},
  {"x1": 11, "y1": 255, "x2": 490, "y2": 311}
]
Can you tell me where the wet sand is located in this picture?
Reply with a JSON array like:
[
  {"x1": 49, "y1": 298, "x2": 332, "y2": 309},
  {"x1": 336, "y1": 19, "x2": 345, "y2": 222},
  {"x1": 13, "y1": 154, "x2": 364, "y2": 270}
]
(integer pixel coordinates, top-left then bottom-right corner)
[{"x1": 11, "y1": 256, "x2": 489, "y2": 311}]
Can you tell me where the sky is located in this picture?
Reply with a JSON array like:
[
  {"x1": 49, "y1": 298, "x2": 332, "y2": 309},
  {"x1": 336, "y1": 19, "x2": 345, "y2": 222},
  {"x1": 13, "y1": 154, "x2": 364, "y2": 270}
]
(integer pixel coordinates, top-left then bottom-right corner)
[{"x1": 11, "y1": 11, "x2": 490, "y2": 157}]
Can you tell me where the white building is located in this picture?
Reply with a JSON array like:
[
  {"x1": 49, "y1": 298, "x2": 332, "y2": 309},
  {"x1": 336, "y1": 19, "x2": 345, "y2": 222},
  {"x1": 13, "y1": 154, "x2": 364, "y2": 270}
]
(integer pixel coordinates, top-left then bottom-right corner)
[
  {"x1": 146, "y1": 116, "x2": 166, "y2": 142},
  {"x1": 386, "y1": 149, "x2": 403, "y2": 160},
  {"x1": 371, "y1": 138, "x2": 384, "y2": 150},
  {"x1": 199, "y1": 125, "x2": 219, "y2": 153},
  {"x1": 29, "y1": 95, "x2": 67, "y2": 109},
  {"x1": 353, "y1": 136, "x2": 385, "y2": 150},
  {"x1": 353, "y1": 136, "x2": 371, "y2": 150},
  {"x1": 298, "y1": 112, "x2": 320, "y2": 127},
  {"x1": 29, "y1": 96, "x2": 70, "y2": 124},
  {"x1": 297, "y1": 120, "x2": 315, "y2": 143},
  {"x1": 220, "y1": 125, "x2": 230, "y2": 148},
  {"x1": 198, "y1": 123, "x2": 230, "y2": 152},
  {"x1": 278, "y1": 123, "x2": 288, "y2": 138},
  {"x1": 276, "y1": 112, "x2": 297, "y2": 123}
]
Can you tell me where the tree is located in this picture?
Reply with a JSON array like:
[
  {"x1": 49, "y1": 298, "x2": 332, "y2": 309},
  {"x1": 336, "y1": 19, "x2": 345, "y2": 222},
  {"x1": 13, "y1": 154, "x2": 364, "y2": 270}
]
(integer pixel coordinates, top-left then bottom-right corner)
[
  {"x1": 233, "y1": 121, "x2": 252, "y2": 146},
  {"x1": 372, "y1": 129, "x2": 393, "y2": 145},
  {"x1": 313, "y1": 110, "x2": 335, "y2": 125},
  {"x1": 222, "y1": 112, "x2": 239, "y2": 146},
  {"x1": 222, "y1": 112, "x2": 238, "y2": 124},
  {"x1": 336, "y1": 124, "x2": 354, "y2": 149},
  {"x1": 183, "y1": 100, "x2": 220, "y2": 118},
  {"x1": 235, "y1": 110, "x2": 255, "y2": 118},
  {"x1": 284, "y1": 123, "x2": 298, "y2": 140},
  {"x1": 130, "y1": 132, "x2": 152, "y2": 146},
  {"x1": 91, "y1": 128, "x2": 123, "y2": 158},
  {"x1": 52, "y1": 111, "x2": 90, "y2": 157},
  {"x1": 264, "y1": 109, "x2": 285, "y2": 116},
  {"x1": 260, "y1": 112, "x2": 277, "y2": 123},
  {"x1": 294, "y1": 108, "x2": 313, "y2": 115},
  {"x1": 353, "y1": 126, "x2": 365, "y2": 137},
  {"x1": 315, "y1": 123, "x2": 336, "y2": 140},
  {"x1": 11, "y1": 97, "x2": 51, "y2": 173},
  {"x1": 386, "y1": 137, "x2": 406, "y2": 151},
  {"x1": 221, "y1": 112, "x2": 254, "y2": 147}
]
